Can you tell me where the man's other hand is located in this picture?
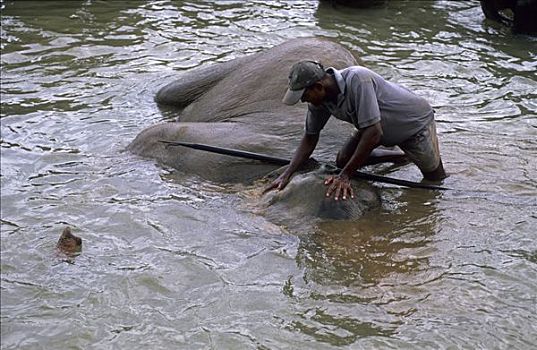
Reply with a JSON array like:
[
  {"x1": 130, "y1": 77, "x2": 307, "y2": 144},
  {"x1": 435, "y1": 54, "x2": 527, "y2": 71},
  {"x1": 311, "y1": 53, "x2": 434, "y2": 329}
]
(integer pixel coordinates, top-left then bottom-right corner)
[{"x1": 324, "y1": 174, "x2": 354, "y2": 201}]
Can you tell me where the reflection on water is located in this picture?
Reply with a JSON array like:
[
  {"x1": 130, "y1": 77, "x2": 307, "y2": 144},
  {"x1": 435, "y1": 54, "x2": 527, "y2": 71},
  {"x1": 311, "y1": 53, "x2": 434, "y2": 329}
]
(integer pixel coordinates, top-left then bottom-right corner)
[
  {"x1": 1, "y1": 0, "x2": 536, "y2": 349},
  {"x1": 289, "y1": 189, "x2": 440, "y2": 345},
  {"x1": 300, "y1": 189, "x2": 440, "y2": 286}
]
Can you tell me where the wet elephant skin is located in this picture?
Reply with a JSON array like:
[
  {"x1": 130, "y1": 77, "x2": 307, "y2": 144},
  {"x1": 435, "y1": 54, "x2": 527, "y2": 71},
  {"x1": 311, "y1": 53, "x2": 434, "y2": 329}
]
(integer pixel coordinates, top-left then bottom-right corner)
[
  {"x1": 128, "y1": 38, "x2": 380, "y2": 220},
  {"x1": 128, "y1": 38, "x2": 359, "y2": 183}
]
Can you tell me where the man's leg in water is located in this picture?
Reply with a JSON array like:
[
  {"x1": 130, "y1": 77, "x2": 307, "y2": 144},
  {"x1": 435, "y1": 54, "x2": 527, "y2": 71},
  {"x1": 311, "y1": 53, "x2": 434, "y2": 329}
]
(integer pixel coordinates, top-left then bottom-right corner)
[
  {"x1": 399, "y1": 121, "x2": 447, "y2": 181},
  {"x1": 336, "y1": 129, "x2": 408, "y2": 168}
]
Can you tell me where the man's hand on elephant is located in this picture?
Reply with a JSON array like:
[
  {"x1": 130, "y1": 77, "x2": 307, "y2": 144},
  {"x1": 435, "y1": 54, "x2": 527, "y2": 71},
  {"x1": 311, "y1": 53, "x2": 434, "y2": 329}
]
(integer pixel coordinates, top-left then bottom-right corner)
[
  {"x1": 263, "y1": 173, "x2": 291, "y2": 194},
  {"x1": 324, "y1": 174, "x2": 354, "y2": 200}
]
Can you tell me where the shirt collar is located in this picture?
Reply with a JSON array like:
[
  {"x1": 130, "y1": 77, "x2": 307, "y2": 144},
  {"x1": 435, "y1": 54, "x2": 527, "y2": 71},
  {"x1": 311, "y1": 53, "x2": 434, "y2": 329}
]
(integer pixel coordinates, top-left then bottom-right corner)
[{"x1": 326, "y1": 67, "x2": 346, "y2": 107}]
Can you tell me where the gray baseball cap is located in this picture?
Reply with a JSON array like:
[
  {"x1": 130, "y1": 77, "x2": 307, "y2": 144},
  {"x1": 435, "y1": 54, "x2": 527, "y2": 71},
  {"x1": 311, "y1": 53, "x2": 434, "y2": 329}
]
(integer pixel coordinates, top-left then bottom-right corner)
[{"x1": 282, "y1": 61, "x2": 325, "y2": 105}]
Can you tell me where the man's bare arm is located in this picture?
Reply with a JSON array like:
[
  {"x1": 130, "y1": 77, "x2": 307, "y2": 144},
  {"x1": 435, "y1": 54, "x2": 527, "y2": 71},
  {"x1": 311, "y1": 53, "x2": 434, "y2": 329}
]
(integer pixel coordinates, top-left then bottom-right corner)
[
  {"x1": 325, "y1": 122, "x2": 382, "y2": 200},
  {"x1": 264, "y1": 133, "x2": 319, "y2": 193}
]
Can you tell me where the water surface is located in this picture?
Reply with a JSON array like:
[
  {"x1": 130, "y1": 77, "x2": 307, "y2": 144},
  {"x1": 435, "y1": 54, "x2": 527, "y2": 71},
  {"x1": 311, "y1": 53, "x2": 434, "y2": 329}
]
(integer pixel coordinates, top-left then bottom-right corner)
[{"x1": 1, "y1": 1, "x2": 536, "y2": 349}]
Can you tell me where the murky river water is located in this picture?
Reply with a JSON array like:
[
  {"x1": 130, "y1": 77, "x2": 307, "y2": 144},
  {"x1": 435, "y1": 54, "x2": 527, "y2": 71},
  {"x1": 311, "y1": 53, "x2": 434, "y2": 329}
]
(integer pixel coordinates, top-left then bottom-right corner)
[{"x1": 1, "y1": 1, "x2": 536, "y2": 349}]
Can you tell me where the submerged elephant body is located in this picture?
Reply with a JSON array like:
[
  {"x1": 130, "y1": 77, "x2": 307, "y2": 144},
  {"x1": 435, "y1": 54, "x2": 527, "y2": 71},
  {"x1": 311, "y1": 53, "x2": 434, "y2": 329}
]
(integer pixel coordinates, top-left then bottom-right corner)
[
  {"x1": 128, "y1": 38, "x2": 358, "y2": 182},
  {"x1": 129, "y1": 38, "x2": 381, "y2": 220}
]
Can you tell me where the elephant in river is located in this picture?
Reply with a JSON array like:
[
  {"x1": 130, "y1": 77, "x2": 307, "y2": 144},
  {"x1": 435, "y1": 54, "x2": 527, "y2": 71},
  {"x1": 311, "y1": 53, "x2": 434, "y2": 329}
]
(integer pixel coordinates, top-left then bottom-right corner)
[
  {"x1": 128, "y1": 38, "x2": 382, "y2": 219},
  {"x1": 128, "y1": 38, "x2": 359, "y2": 182}
]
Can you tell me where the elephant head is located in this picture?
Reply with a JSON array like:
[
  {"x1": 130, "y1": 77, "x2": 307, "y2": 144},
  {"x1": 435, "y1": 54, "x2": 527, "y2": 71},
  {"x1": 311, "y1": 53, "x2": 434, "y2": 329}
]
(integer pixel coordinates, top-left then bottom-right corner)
[{"x1": 256, "y1": 165, "x2": 381, "y2": 226}]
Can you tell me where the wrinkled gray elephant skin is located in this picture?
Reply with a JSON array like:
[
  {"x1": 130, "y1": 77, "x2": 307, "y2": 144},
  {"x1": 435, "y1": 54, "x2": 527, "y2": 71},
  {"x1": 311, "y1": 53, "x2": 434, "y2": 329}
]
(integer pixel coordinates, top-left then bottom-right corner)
[
  {"x1": 128, "y1": 38, "x2": 358, "y2": 183},
  {"x1": 259, "y1": 168, "x2": 381, "y2": 224}
]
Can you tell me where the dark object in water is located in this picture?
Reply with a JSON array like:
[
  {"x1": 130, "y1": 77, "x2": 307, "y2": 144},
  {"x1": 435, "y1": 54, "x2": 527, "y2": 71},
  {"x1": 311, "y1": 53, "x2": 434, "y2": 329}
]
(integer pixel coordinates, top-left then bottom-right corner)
[
  {"x1": 56, "y1": 227, "x2": 82, "y2": 255},
  {"x1": 161, "y1": 140, "x2": 450, "y2": 190},
  {"x1": 480, "y1": 0, "x2": 537, "y2": 34}
]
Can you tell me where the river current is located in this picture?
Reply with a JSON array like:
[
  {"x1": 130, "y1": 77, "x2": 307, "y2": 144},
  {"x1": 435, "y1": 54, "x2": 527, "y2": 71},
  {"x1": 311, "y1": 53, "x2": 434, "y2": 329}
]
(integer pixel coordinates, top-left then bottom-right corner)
[{"x1": 1, "y1": 1, "x2": 536, "y2": 349}]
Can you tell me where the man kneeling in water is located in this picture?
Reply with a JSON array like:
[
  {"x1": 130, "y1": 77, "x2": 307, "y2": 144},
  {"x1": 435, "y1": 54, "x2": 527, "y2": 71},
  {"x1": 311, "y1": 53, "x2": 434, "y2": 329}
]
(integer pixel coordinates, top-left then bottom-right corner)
[{"x1": 265, "y1": 60, "x2": 446, "y2": 200}]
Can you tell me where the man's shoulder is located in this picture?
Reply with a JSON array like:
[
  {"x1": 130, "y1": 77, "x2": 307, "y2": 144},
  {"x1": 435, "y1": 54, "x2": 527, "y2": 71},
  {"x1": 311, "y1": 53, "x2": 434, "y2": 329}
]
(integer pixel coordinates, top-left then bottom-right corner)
[
  {"x1": 337, "y1": 67, "x2": 383, "y2": 94},
  {"x1": 341, "y1": 65, "x2": 373, "y2": 76},
  {"x1": 340, "y1": 66, "x2": 382, "y2": 85}
]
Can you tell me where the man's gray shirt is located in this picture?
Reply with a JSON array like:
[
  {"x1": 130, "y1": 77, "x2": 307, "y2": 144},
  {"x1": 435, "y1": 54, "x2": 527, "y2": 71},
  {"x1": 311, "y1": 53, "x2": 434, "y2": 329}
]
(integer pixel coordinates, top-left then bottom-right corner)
[{"x1": 305, "y1": 66, "x2": 433, "y2": 146}]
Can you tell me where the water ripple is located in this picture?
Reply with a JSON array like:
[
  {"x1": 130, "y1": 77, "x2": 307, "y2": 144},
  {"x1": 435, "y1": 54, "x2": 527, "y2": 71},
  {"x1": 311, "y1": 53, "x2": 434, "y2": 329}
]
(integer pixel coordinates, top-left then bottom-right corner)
[{"x1": 1, "y1": 1, "x2": 536, "y2": 349}]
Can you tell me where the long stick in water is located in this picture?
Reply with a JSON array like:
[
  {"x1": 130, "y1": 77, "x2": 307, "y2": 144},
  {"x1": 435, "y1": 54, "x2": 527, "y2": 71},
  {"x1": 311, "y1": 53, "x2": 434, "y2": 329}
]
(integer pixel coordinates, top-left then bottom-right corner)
[{"x1": 159, "y1": 140, "x2": 450, "y2": 190}]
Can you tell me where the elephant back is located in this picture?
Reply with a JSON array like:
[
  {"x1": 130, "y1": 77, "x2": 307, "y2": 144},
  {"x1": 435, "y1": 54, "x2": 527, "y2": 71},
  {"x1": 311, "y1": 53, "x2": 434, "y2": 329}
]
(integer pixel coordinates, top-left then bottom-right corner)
[{"x1": 181, "y1": 38, "x2": 359, "y2": 122}]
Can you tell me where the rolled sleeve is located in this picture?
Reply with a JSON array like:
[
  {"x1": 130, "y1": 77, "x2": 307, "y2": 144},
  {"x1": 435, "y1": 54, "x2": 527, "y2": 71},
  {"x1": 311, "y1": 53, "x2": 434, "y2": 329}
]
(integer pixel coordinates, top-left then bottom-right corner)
[{"x1": 350, "y1": 76, "x2": 381, "y2": 129}]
